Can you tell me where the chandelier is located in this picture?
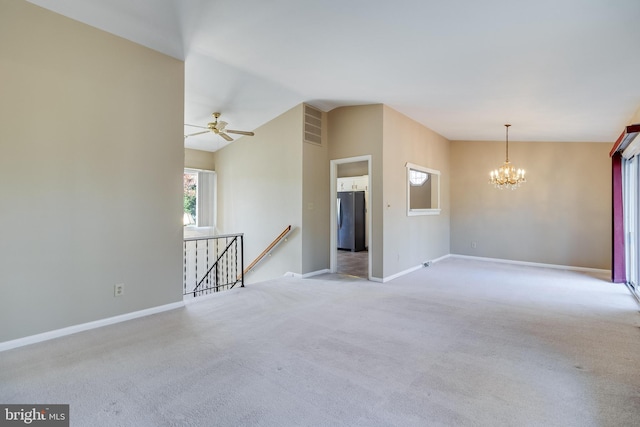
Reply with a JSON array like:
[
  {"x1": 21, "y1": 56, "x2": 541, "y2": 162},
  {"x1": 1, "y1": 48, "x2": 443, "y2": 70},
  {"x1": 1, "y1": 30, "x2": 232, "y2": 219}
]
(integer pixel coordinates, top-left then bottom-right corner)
[{"x1": 489, "y1": 124, "x2": 526, "y2": 189}]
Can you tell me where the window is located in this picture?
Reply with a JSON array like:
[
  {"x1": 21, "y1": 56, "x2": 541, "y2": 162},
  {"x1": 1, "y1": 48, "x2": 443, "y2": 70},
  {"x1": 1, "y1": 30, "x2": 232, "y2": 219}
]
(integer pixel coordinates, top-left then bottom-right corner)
[
  {"x1": 409, "y1": 169, "x2": 428, "y2": 186},
  {"x1": 183, "y1": 169, "x2": 216, "y2": 229},
  {"x1": 183, "y1": 171, "x2": 197, "y2": 225},
  {"x1": 406, "y1": 163, "x2": 441, "y2": 216}
]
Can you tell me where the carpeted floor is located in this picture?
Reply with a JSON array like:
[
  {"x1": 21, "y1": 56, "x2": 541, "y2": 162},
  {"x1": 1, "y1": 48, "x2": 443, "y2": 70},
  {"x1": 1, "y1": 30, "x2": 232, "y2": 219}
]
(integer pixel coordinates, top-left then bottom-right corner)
[{"x1": 1, "y1": 258, "x2": 639, "y2": 426}]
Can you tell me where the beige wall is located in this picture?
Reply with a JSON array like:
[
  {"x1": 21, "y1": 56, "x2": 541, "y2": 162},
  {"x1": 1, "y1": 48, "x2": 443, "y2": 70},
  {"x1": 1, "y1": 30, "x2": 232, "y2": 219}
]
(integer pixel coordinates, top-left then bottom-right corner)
[
  {"x1": 338, "y1": 161, "x2": 368, "y2": 178},
  {"x1": 409, "y1": 180, "x2": 432, "y2": 209},
  {"x1": 302, "y1": 108, "x2": 330, "y2": 274},
  {"x1": 381, "y1": 106, "x2": 450, "y2": 277},
  {"x1": 185, "y1": 148, "x2": 215, "y2": 170},
  {"x1": 328, "y1": 105, "x2": 384, "y2": 278},
  {"x1": 216, "y1": 105, "x2": 303, "y2": 283},
  {"x1": 0, "y1": 2, "x2": 185, "y2": 342},
  {"x1": 629, "y1": 105, "x2": 640, "y2": 124},
  {"x1": 451, "y1": 140, "x2": 611, "y2": 269}
]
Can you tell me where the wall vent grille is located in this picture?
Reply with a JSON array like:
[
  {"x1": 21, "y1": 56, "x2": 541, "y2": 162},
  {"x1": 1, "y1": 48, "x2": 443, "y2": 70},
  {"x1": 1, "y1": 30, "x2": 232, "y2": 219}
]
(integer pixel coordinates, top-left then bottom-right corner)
[{"x1": 304, "y1": 104, "x2": 322, "y2": 145}]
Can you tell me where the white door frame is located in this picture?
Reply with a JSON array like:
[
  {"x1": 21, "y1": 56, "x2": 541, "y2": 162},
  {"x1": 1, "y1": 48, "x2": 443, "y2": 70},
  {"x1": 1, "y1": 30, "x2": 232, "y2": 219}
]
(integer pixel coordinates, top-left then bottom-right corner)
[{"x1": 330, "y1": 155, "x2": 372, "y2": 279}]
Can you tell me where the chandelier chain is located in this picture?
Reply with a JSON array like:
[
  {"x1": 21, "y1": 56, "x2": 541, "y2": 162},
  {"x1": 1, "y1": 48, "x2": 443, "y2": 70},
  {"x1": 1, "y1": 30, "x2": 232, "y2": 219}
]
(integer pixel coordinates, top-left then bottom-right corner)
[{"x1": 505, "y1": 124, "x2": 510, "y2": 162}]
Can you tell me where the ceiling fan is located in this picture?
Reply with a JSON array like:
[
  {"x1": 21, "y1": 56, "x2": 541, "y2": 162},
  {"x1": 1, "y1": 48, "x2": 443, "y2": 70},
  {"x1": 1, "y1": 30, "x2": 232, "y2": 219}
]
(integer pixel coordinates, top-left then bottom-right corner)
[{"x1": 184, "y1": 112, "x2": 255, "y2": 142}]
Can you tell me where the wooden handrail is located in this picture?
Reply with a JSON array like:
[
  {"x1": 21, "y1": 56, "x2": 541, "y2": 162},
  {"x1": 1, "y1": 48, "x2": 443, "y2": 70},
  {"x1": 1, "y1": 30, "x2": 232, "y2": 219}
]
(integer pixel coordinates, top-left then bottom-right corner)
[{"x1": 242, "y1": 225, "x2": 292, "y2": 276}]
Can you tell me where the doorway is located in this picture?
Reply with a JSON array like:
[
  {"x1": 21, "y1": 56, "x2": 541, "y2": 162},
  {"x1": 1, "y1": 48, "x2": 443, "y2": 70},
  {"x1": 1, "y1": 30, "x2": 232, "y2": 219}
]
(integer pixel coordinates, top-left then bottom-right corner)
[{"x1": 330, "y1": 156, "x2": 372, "y2": 279}]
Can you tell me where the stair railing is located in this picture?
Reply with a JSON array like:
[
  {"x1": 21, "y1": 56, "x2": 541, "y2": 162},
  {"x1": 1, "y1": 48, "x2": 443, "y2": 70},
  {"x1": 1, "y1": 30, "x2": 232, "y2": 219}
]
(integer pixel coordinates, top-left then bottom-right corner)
[
  {"x1": 241, "y1": 225, "x2": 292, "y2": 278},
  {"x1": 183, "y1": 233, "x2": 244, "y2": 298}
]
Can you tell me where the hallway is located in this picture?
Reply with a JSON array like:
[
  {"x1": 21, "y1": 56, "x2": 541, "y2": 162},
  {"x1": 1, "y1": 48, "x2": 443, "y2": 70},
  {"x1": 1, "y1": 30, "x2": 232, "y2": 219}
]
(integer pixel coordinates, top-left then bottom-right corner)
[{"x1": 336, "y1": 249, "x2": 368, "y2": 278}]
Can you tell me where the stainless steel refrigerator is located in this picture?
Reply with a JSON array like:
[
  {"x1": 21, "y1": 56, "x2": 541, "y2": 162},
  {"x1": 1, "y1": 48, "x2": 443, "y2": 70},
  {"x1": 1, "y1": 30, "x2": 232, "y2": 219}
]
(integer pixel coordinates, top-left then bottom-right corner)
[{"x1": 337, "y1": 191, "x2": 366, "y2": 252}]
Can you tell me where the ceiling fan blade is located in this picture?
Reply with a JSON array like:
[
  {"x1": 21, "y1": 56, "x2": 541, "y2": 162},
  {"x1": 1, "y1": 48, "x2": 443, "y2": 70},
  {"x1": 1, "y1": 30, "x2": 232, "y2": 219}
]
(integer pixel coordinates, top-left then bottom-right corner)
[
  {"x1": 220, "y1": 132, "x2": 234, "y2": 142},
  {"x1": 184, "y1": 124, "x2": 208, "y2": 129},
  {"x1": 184, "y1": 130, "x2": 210, "y2": 138},
  {"x1": 226, "y1": 129, "x2": 255, "y2": 136}
]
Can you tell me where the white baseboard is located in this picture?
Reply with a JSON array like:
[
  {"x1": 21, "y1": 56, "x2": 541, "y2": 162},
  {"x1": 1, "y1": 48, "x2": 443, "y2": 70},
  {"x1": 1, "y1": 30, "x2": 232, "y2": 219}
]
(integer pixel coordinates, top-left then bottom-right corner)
[
  {"x1": 302, "y1": 269, "x2": 331, "y2": 278},
  {"x1": 284, "y1": 269, "x2": 332, "y2": 279},
  {"x1": 0, "y1": 301, "x2": 184, "y2": 353},
  {"x1": 431, "y1": 254, "x2": 452, "y2": 264},
  {"x1": 382, "y1": 265, "x2": 423, "y2": 283},
  {"x1": 381, "y1": 254, "x2": 451, "y2": 283},
  {"x1": 449, "y1": 254, "x2": 611, "y2": 276}
]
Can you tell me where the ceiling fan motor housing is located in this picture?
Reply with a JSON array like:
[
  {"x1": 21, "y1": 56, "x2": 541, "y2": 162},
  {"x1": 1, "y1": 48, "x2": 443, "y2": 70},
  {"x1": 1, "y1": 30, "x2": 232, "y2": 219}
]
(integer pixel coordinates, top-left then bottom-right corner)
[{"x1": 184, "y1": 112, "x2": 254, "y2": 141}]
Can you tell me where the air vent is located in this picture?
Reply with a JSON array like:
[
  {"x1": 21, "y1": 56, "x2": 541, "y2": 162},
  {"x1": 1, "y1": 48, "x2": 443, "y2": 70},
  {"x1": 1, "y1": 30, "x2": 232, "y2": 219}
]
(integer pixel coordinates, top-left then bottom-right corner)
[{"x1": 304, "y1": 104, "x2": 322, "y2": 145}]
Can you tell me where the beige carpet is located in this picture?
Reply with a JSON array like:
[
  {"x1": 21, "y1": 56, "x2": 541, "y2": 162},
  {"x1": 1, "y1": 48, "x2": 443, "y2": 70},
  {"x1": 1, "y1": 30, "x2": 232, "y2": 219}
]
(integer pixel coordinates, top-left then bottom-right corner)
[{"x1": 1, "y1": 258, "x2": 639, "y2": 426}]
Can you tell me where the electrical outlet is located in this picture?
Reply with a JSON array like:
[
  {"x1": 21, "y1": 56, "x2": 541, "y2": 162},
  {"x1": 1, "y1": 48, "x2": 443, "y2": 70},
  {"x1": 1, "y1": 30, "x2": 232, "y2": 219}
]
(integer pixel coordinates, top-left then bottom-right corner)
[
  {"x1": 114, "y1": 283, "x2": 124, "y2": 297},
  {"x1": 471, "y1": 241, "x2": 477, "y2": 249}
]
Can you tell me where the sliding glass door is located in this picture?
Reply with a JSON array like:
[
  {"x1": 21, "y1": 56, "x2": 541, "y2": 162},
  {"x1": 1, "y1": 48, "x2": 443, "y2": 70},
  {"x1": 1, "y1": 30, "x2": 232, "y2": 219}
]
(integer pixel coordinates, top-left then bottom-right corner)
[{"x1": 623, "y1": 155, "x2": 640, "y2": 299}]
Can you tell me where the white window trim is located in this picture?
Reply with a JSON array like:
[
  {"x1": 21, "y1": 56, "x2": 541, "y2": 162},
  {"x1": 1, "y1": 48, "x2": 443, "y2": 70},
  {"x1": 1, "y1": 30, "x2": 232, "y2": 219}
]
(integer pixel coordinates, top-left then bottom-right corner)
[{"x1": 184, "y1": 168, "x2": 217, "y2": 235}]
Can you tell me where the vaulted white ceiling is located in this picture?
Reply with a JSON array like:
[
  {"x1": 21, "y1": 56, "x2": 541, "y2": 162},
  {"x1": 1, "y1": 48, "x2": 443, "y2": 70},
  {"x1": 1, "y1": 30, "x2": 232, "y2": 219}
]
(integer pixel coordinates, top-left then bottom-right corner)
[{"x1": 28, "y1": 0, "x2": 640, "y2": 151}]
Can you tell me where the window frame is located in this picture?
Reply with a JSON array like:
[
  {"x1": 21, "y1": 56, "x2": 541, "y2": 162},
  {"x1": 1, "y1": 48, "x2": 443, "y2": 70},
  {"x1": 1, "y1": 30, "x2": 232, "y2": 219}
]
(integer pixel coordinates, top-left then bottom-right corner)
[
  {"x1": 406, "y1": 162, "x2": 441, "y2": 216},
  {"x1": 183, "y1": 168, "x2": 216, "y2": 233}
]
